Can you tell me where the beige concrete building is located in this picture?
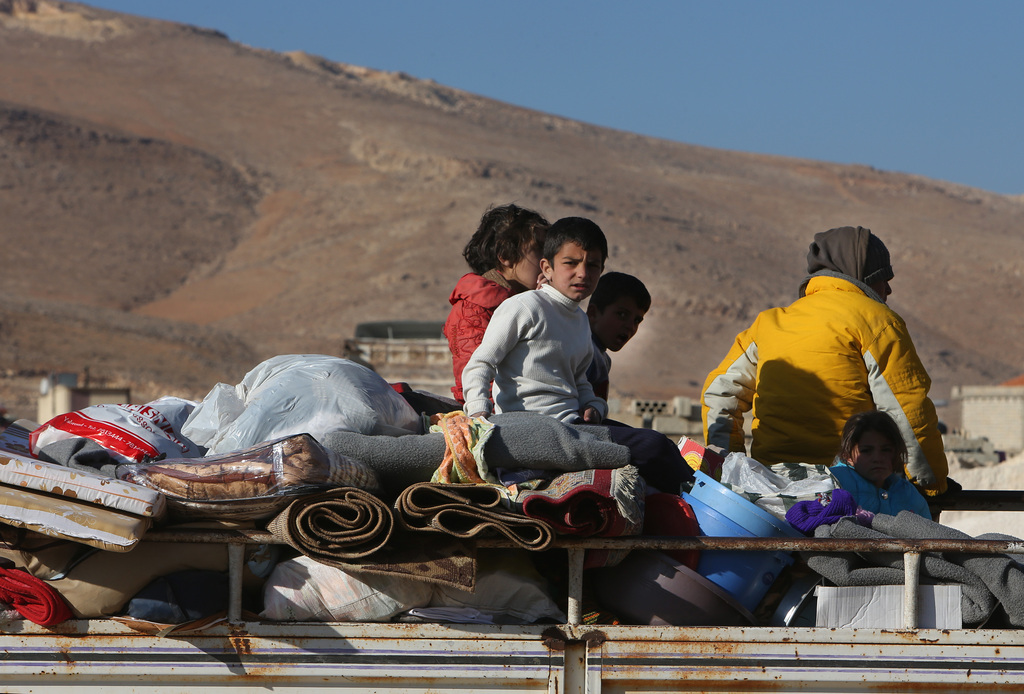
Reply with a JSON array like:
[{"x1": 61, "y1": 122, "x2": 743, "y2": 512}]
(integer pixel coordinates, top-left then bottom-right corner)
[{"x1": 952, "y1": 375, "x2": 1024, "y2": 456}]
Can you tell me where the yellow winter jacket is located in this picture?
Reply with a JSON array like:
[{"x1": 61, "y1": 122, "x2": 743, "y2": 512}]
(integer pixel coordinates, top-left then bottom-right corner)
[{"x1": 701, "y1": 275, "x2": 948, "y2": 494}]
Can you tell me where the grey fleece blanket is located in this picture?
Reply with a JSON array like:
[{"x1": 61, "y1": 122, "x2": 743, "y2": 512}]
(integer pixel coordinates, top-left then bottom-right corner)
[
  {"x1": 37, "y1": 438, "x2": 122, "y2": 478},
  {"x1": 807, "y1": 510, "x2": 1024, "y2": 627},
  {"x1": 322, "y1": 411, "x2": 631, "y2": 495}
]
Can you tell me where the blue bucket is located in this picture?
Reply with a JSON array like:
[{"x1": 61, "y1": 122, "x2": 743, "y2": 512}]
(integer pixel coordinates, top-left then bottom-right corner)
[
  {"x1": 690, "y1": 470, "x2": 803, "y2": 538},
  {"x1": 682, "y1": 490, "x2": 795, "y2": 612},
  {"x1": 680, "y1": 492, "x2": 754, "y2": 538}
]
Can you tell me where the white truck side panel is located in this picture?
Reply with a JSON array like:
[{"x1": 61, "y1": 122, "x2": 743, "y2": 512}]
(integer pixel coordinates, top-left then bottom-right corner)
[{"x1": 2, "y1": 621, "x2": 1024, "y2": 692}]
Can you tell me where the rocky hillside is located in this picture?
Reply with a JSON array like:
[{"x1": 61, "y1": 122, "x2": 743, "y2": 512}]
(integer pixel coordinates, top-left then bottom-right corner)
[{"x1": 1, "y1": 0, "x2": 1022, "y2": 426}]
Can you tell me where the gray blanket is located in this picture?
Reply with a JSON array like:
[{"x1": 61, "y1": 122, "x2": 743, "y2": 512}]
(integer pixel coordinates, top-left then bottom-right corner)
[
  {"x1": 37, "y1": 438, "x2": 122, "y2": 478},
  {"x1": 807, "y1": 511, "x2": 1024, "y2": 627},
  {"x1": 322, "y1": 411, "x2": 630, "y2": 495}
]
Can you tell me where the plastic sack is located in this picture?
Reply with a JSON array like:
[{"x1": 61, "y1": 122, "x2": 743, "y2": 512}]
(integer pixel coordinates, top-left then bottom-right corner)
[
  {"x1": 118, "y1": 433, "x2": 381, "y2": 521},
  {"x1": 261, "y1": 555, "x2": 433, "y2": 622},
  {"x1": 719, "y1": 452, "x2": 836, "y2": 521},
  {"x1": 30, "y1": 396, "x2": 202, "y2": 465},
  {"x1": 428, "y1": 550, "x2": 567, "y2": 624},
  {"x1": 181, "y1": 355, "x2": 421, "y2": 456}
]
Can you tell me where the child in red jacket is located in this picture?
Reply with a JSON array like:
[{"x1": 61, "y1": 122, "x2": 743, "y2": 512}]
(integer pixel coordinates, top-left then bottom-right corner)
[{"x1": 444, "y1": 204, "x2": 549, "y2": 404}]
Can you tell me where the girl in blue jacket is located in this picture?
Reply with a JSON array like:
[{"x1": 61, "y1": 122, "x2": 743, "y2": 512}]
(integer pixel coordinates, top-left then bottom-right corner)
[{"x1": 829, "y1": 410, "x2": 932, "y2": 518}]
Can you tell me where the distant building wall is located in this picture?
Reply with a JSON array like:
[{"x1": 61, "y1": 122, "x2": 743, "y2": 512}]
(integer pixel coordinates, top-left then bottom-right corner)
[
  {"x1": 345, "y1": 321, "x2": 455, "y2": 395},
  {"x1": 37, "y1": 384, "x2": 131, "y2": 423},
  {"x1": 952, "y1": 385, "x2": 1024, "y2": 455},
  {"x1": 608, "y1": 396, "x2": 707, "y2": 442}
]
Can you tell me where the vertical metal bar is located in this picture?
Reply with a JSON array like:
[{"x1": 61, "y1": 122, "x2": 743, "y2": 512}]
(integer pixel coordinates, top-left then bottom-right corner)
[
  {"x1": 563, "y1": 643, "x2": 586, "y2": 694},
  {"x1": 227, "y1": 543, "x2": 245, "y2": 623},
  {"x1": 585, "y1": 638, "x2": 603, "y2": 694},
  {"x1": 567, "y1": 547, "x2": 585, "y2": 626},
  {"x1": 903, "y1": 550, "x2": 921, "y2": 628}
]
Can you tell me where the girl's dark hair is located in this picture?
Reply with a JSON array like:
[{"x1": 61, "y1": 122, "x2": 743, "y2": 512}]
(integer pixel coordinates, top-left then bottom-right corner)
[
  {"x1": 462, "y1": 204, "x2": 549, "y2": 275},
  {"x1": 839, "y1": 410, "x2": 908, "y2": 468}
]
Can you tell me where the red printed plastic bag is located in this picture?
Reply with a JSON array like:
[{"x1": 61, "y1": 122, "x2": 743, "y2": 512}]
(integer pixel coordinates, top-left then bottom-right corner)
[{"x1": 30, "y1": 396, "x2": 202, "y2": 465}]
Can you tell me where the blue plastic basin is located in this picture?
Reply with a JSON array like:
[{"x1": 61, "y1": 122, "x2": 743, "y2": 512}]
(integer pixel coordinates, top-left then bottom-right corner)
[
  {"x1": 682, "y1": 489, "x2": 795, "y2": 612},
  {"x1": 690, "y1": 470, "x2": 803, "y2": 538}
]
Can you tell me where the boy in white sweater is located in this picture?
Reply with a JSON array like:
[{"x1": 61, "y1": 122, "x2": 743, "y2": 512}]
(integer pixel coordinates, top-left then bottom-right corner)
[
  {"x1": 462, "y1": 217, "x2": 609, "y2": 424},
  {"x1": 463, "y1": 217, "x2": 694, "y2": 493}
]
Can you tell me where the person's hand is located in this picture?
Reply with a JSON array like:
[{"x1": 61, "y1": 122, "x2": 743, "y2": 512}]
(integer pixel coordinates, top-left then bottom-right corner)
[
  {"x1": 582, "y1": 406, "x2": 603, "y2": 423},
  {"x1": 468, "y1": 411, "x2": 489, "y2": 420},
  {"x1": 928, "y1": 477, "x2": 962, "y2": 497},
  {"x1": 535, "y1": 274, "x2": 548, "y2": 290}
]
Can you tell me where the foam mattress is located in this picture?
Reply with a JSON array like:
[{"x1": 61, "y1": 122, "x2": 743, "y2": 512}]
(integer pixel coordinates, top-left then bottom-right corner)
[{"x1": 0, "y1": 449, "x2": 165, "y2": 552}]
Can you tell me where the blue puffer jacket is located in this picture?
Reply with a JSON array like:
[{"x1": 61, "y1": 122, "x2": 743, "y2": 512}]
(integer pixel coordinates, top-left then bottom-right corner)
[{"x1": 829, "y1": 462, "x2": 931, "y2": 518}]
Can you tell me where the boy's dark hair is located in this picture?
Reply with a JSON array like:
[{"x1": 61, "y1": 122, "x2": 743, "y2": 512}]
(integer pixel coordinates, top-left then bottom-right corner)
[
  {"x1": 542, "y1": 217, "x2": 608, "y2": 264},
  {"x1": 462, "y1": 204, "x2": 549, "y2": 275},
  {"x1": 589, "y1": 272, "x2": 651, "y2": 312},
  {"x1": 839, "y1": 410, "x2": 908, "y2": 469}
]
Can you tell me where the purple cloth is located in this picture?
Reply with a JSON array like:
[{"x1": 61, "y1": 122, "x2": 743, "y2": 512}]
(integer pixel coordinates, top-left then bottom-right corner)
[
  {"x1": 852, "y1": 508, "x2": 876, "y2": 527},
  {"x1": 785, "y1": 489, "x2": 860, "y2": 535}
]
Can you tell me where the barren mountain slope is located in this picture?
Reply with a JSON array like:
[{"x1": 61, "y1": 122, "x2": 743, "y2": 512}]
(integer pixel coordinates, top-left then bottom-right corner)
[{"x1": 1, "y1": 1, "x2": 1022, "y2": 423}]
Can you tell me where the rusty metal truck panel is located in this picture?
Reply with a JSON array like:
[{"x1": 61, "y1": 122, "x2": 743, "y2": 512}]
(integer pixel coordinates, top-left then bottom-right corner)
[{"x1": 3, "y1": 494, "x2": 1024, "y2": 692}]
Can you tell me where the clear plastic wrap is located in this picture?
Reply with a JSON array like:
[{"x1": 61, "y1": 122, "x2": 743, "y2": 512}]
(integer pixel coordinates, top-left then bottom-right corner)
[{"x1": 117, "y1": 433, "x2": 381, "y2": 520}]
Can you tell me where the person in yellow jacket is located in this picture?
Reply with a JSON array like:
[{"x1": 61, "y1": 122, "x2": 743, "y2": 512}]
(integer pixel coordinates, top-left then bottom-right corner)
[{"x1": 701, "y1": 226, "x2": 951, "y2": 496}]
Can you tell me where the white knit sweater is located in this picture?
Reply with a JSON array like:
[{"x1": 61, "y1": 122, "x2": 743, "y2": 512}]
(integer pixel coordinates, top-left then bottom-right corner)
[{"x1": 461, "y1": 284, "x2": 607, "y2": 423}]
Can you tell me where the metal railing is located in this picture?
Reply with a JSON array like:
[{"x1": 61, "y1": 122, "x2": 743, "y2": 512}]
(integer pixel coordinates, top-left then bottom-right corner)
[{"x1": 142, "y1": 486, "x2": 1024, "y2": 629}]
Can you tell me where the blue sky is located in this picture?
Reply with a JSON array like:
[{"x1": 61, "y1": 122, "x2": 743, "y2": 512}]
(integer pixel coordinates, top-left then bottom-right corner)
[{"x1": 90, "y1": 1, "x2": 1024, "y2": 195}]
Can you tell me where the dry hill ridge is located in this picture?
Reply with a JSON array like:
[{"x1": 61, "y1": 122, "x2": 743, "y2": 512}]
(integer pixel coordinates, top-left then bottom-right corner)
[{"x1": 1, "y1": 0, "x2": 1022, "y2": 429}]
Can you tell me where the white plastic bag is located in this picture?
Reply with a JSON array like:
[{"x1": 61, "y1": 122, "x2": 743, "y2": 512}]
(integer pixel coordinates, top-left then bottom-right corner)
[
  {"x1": 428, "y1": 550, "x2": 567, "y2": 624},
  {"x1": 719, "y1": 452, "x2": 836, "y2": 520},
  {"x1": 182, "y1": 355, "x2": 421, "y2": 455},
  {"x1": 261, "y1": 555, "x2": 433, "y2": 622},
  {"x1": 30, "y1": 396, "x2": 202, "y2": 464}
]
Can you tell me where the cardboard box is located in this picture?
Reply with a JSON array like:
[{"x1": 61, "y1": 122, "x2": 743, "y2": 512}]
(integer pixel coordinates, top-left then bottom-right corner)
[
  {"x1": 677, "y1": 435, "x2": 726, "y2": 481},
  {"x1": 815, "y1": 585, "x2": 962, "y2": 629}
]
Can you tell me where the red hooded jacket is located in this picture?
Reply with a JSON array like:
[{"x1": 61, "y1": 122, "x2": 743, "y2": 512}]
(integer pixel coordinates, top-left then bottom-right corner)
[{"x1": 443, "y1": 272, "x2": 512, "y2": 403}]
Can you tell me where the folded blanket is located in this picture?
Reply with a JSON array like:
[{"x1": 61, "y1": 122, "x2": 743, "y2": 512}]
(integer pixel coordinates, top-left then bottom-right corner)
[
  {"x1": 429, "y1": 412, "x2": 494, "y2": 484},
  {"x1": 0, "y1": 566, "x2": 73, "y2": 626},
  {"x1": 323, "y1": 411, "x2": 630, "y2": 495},
  {"x1": 266, "y1": 487, "x2": 394, "y2": 562},
  {"x1": 37, "y1": 437, "x2": 121, "y2": 477},
  {"x1": 806, "y1": 513, "x2": 999, "y2": 626},
  {"x1": 488, "y1": 413, "x2": 631, "y2": 473},
  {"x1": 517, "y1": 466, "x2": 644, "y2": 537},
  {"x1": 121, "y1": 434, "x2": 380, "y2": 521},
  {"x1": 872, "y1": 511, "x2": 1024, "y2": 627},
  {"x1": 517, "y1": 466, "x2": 644, "y2": 569},
  {"x1": 329, "y1": 536, "x2": 477, "y2": 591},
  {"x1": 395, "y1": 482, "x2": 554, "y2": 551}
]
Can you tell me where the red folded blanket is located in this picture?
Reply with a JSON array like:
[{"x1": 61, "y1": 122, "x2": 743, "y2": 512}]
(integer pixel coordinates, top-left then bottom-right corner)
[
  {"x1": 518, "y1": 468, "x2": 642, "y2": 538},
  {"x1": 517, "y1": 467, "x2": 647, "y2": 570},
  {"x1": 0, "y1": 567, "x2": 73, "y2": 626}
]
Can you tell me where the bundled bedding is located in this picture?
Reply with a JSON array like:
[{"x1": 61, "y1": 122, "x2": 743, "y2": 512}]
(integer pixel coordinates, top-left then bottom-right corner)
[
  {"x1": 118, "y1": 434, "x2": 381, "y2": 521},
  {"x1": 0, "y1": 451, "x2": 165, "y2": 552}
]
